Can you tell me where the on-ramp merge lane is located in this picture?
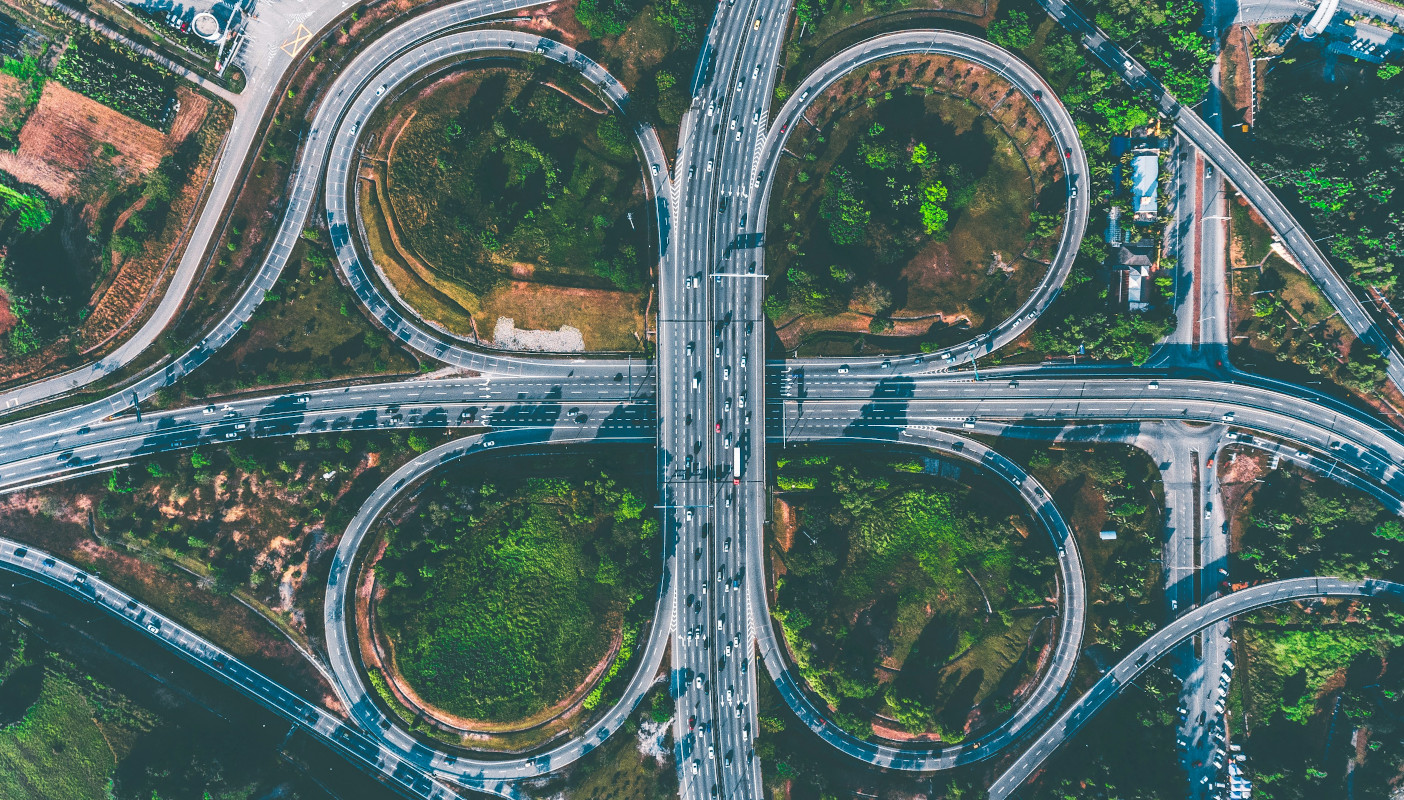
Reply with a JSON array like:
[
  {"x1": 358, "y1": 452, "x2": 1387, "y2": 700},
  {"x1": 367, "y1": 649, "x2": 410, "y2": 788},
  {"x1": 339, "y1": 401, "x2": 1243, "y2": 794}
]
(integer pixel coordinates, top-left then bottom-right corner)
[
  {"x1": 321, "y1": 427, "x2": 670, "y2": 783},
  {"x1": 752, "y1": 429, "x2": 1087, "y2": 770},
  {"x1": 752, "y1": 30, "x2": 1090, "y2": 375},
  {"x1": 988, "y1": 577, "x2": 1404, "y2": 800}
]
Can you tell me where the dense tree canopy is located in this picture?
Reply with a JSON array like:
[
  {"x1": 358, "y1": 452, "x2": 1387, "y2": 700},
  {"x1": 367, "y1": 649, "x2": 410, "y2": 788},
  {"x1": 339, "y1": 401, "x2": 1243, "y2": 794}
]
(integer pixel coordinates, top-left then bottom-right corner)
[
  {"x1": 1248, "y1": 65, "x2": 1404, "y2": 291},
  {"x1": 376, "y1": 459, "x2": 658, "y2": 720},
  {"x1": 772, "y1": 450, "x2": 1056, "y2": 741},
  {"x1": 1238, "y1": 468, "x2": 1404, "y2": 583}
]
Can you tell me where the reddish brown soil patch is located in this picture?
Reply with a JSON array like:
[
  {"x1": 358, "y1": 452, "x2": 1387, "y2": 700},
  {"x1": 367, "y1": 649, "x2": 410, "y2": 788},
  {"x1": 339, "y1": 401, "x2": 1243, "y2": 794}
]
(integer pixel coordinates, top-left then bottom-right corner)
[
  {"x1": 1219, "y1": 448, "x2": 1267, "y2": 553},
  {"x1": 0, "y1": 82, "x2": 165, "y2": 199},
  {"x1": 0, "y1": 286, "x2": 17, "y2": 336}
]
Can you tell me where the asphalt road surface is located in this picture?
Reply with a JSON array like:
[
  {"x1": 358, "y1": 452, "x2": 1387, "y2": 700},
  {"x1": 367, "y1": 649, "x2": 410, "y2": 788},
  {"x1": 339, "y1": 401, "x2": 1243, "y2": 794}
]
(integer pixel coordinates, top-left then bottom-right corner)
[{"x1": 988, "y1": 577, "x2": 1404, "y2": 799}]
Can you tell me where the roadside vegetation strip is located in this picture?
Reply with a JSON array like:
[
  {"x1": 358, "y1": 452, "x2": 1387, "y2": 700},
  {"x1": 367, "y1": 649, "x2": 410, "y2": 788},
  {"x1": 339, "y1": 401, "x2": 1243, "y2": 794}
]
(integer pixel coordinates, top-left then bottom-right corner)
[
  {"x1": 756, "y1": 30, "x2": 1089, "y2": 368},
  {"x1": 753, "y1": 429, "x2": 1087, "y2": 770},
  {"x1": 770, "y1": 446, "x2": 1059, "y2": 743},
  {"x1": 0, "y1": 535, "x2": 487, "y2": 800},
  {"x1": 322, "y1": 429, "x2": 673, "y2": 780},
  {"x1": 988, "y1": 577, "x2": 1404, "y2": 800},
  {"x1": 328, "y1": 30, "x2": 670, "y2": 363}
]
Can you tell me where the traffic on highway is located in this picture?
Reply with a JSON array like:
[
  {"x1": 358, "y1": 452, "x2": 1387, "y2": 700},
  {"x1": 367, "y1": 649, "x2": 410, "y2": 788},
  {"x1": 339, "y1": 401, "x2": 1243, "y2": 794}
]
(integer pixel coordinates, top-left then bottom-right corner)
[{"x1": 0, "y1": 0, "x2": 1395, "y2": 798}]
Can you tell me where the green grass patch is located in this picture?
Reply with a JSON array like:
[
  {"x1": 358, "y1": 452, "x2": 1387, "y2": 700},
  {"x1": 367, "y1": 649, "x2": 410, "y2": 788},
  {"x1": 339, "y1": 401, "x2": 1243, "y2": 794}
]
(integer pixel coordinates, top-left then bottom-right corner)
[
  {"x1": 0, "y1": 669, "x2": 116, "y2": 799},
  {"x1": 1229, "y1": 199, "x2": 1274, "y2": 266},
  {"x1": 770, "y1": 447, "x2": 1056, "y2": 740},
  {"x1": 164, "y1": 232, "x2": 420, "y2": 402},
  {"x1": 381, "y1": 67, "x2": 648, "y2": 296},
  {"x1": 376, "y1": 452, "x2": 659, "y2": 721}
]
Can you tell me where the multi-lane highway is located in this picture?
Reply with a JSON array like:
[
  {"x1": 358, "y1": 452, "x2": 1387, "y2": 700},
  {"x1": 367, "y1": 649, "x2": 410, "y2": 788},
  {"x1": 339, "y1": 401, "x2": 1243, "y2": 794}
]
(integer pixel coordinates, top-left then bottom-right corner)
[
  {"x1": 0, "y1": 0, "x2": 1401, "y2": 797},
  {"x1": 664, "y1": 0, "x2": 791, "y2": 796}
]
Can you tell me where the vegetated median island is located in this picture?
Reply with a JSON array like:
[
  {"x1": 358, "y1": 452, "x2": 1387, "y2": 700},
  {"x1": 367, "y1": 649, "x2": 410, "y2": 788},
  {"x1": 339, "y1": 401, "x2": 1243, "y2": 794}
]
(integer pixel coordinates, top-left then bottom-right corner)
[
  {"x1": 362, "y1": 64, "x2": 652, "y2": 353},
  {"x1": 372, "y1": 452, "x2": 660, "y2": 725},
  {"x1": 770, "y1": 448, "x2": 1058, "y2": 743},
  {"x1": 765, "y1": 54, "x2": 1065, "y2": 356}
]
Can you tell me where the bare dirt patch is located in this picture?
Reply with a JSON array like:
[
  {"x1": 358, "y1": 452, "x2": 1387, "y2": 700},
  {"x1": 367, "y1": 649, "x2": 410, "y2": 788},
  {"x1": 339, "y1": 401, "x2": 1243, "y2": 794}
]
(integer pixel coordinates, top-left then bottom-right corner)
[
  {"x1": 0, "y1": 82, "x2": 165, "y2": 199},
  {"x1": 1218, "y1": 448, "x2": 1267, "y2": 554}
]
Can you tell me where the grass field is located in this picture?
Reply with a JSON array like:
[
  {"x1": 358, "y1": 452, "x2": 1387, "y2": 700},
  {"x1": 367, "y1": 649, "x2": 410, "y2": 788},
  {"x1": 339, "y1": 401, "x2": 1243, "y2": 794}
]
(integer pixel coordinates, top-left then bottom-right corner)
[
  {"x1": 765, "y1": 55, "x2": 1054, "y2": 355},
  {"x1": 364, "y1": 66, "x2": 651, "y2": 351},
  {"x1": 769, "y1": 447, "x2": 1056, "y2": 741},
  {"x1": 0, "y1": 670, "x2": 115, "y2": 799},
  {"x1": 375, "y1": 451, "x2": 658, "y2": 722}
]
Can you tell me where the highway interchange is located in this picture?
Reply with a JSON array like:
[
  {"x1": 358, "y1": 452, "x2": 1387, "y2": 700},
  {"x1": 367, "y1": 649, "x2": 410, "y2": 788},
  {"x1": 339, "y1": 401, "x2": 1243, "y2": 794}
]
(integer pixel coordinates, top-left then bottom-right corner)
[{"x1": 0, "y1": 0, "x2": 1397, "y2": 798}]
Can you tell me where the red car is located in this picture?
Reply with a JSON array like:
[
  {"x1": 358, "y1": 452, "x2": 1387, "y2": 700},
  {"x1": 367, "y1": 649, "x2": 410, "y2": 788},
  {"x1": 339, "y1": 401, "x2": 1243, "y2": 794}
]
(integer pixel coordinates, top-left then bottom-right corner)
[
  {"x1": 1033, "y1": 89, "x2": 1043, "y2": 101},
  {"x1": 689, "y1": 715, "x2": 696, "y2": 729},
  {"x1": 716, "y1": 422, "x2": 722, "y2": 432},
  {"x1": 1064, "y1": 148, "x2": 1072, "y2": 158}
]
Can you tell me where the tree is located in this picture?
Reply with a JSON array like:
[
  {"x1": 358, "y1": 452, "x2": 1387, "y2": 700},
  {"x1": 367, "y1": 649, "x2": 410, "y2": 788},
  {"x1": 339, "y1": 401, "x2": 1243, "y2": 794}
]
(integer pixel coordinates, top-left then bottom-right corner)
[
  {"x1": 852, "y1": 281, "x2": 894, "y2": 315},
  {"x1": 988, "y1": 10, "x2": 1034, "y2": 50},
  {"x1": 919, "y1": 182, "x2": 949, "y2": 236},
  {"x1": 1374, "y1": 521, "x2": 1404, "y2": 542},
  {"x1": 1030, "y1": 211, "x2": 1062, "y2": 239},
  {"x1": 1378, "y1": 64, "x2": 1401, "y2": 81},
  {"x1": 818, "y1": 167, "x2": 869, "y2": 246}
]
